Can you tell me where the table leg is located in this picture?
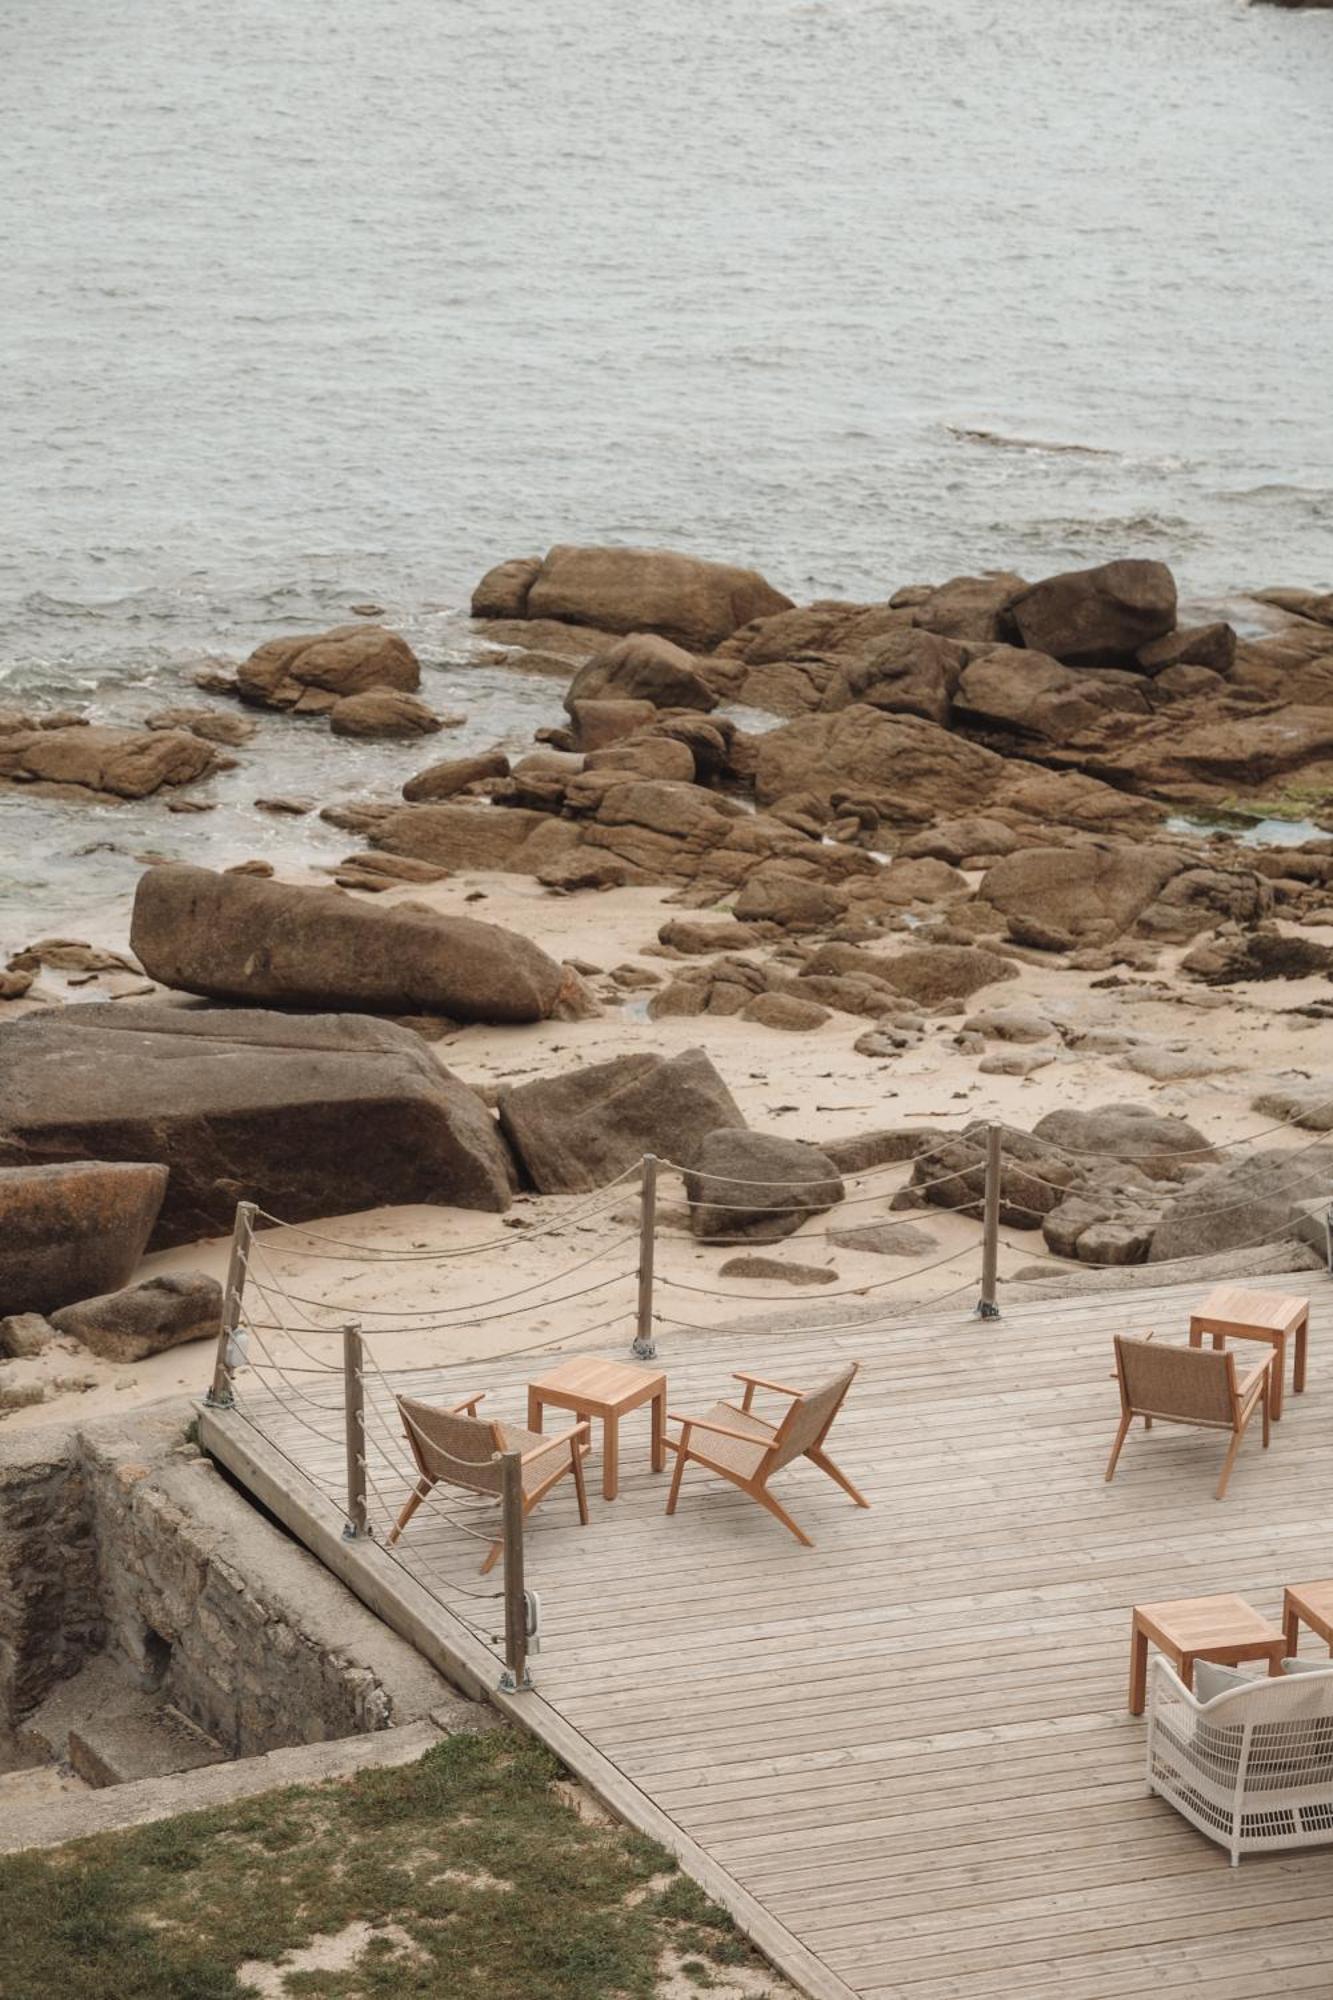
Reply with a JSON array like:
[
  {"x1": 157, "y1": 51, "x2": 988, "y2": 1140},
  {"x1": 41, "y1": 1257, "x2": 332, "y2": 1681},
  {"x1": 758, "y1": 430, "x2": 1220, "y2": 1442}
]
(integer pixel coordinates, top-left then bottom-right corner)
[
  {"x1": 527, "y1": 1387, "x2": 543, "y2": 1433},
  {"x1": 651, "y1": 1388, "x2": 665, "y2": 1474},
  {"x1": 1284, "y1": 1600, "x2": 1300, "y2": 1656},
  {"x1": 1294, "y1": 1315, "x2": 1308, "y2": 1395},
  {"x1": 1270, "y1": 1332, "x2": 1286, "y2": 1420},
  {"x1": 1266, "y1": 1644, "x2": 1284, "y2": 1678},
  {"x1": 1129, "y1": 1621, "x2": 1150, "y2": 1716},
  {"x1": 603, "y1": 1415, "x2": 619, "y2": 1502}
]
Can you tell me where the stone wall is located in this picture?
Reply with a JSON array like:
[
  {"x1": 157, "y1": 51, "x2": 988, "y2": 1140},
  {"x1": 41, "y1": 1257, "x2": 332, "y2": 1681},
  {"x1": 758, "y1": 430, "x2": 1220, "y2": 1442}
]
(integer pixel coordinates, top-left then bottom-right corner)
[
  {"x1": 0, "y1": 1399, "x2": 463, "y2": 1756},
  {"x1": 0, "y1": 1430, "x2": 104, "y2": 1721}
]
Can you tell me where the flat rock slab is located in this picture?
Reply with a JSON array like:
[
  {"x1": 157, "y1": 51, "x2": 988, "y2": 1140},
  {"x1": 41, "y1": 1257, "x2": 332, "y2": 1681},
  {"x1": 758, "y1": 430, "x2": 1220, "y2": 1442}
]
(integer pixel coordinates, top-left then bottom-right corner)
[
  {"x1": 132, "y1": 863, "x2": 566, "y2": 1023},
  {"x1": 0, "y1": 1005, "x2": 512, "y2": 1245},
  {"x1": 51, "y1": 1273, "x2": 222, "y2": 1363},
  {"x1": 827, "y1": 1222, "x2": 939, "y2": 1259}
]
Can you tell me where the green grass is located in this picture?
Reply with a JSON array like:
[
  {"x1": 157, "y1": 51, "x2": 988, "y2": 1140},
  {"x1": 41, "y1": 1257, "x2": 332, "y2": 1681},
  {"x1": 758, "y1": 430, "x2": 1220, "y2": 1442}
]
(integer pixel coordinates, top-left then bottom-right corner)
[{"x1": 0, "y1": 1729, "x2": 776, "y2": 2000}]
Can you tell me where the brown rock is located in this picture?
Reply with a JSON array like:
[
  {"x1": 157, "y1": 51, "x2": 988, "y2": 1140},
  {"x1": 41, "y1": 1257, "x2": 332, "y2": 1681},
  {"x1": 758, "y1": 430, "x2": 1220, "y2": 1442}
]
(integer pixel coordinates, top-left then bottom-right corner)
[
  {"x1": 566, "y1": 633, "x2": 718, "y2": 714},
  {"x1": 900, "y1": 571, "x2": 1027, "y2": 643},
  {"x1": 828, "y1": 1220, "x2": 938, "y2": 1257},
  {"x1": 685, "y1": 1130, "x2": 844, "y2": 1242},
  {"x1": 1149, "y1": 1148, "x2": 1333, "y2": 1263},
  {"x1": 1136, "y1": 623, "x2": 1237, "y2": 676},
  {"x1": 0, "y1": 1006, "x2": 512, "y2": 1244},
  {"x1": 0, "y1": 726, "x2": 218, "y2": 799},
  {"x1": 717, "y1": 1255, "x2": 837, "y2": 1285},
  {"x1": 585, "y1": 736, "x2": 697, "y2": 784},
  {"x1": 237, "y1": 625, "x2": 420, "y2": 709},
  {"x1": 820, "y1": 629, "x2": 964, "y2": 726},
  {"x1": 657, "y1": 918, "x2": 768, "y2": 955},
  {"x1": 0, "y1": 1313, "x2": 57, "y2": 1357},
  {"x1": 0, "y1": 969, "x2": 34, "y2": 1000},
  {"x1": 525, "y1": 544, "x2": 792, "y2": 651},
  {"x1": 869, "y1": 944, "x2": 1019, "y2": 1007},
  {"x1": 978, "y1": 843, "x2": 1186, "y2": 944},
  {"x1": 898, "y1": 818, "x2": 1021, "y2": 866},
  {"x1": 1007, "y1": 560, "x2": 1177, "y2": 666},
  {"x1": 145, "y1": 706, "x2": 257, "y2": 746},
  {"x1": 1032, "y1": 1103, "x2": 1210, "y2": 1182},
  {"x1": 402, "y1": 750, "x2": 511, "y2": 802},
  {"x1": 1087, "y1": 705, "x2": 1333, "y2": 794},
  {"x1": 132, "y1": 864, "x2": 566, "y2": 1022},
  {"x1": 955, "y1": 648, "x2": 1151, "y2": 742},
  {"x1": 50, "y1": 1272, "x2": 222, "y2": 1363},
  {"x1": 0, "y1": 1161, "x2": 168, "y2": 1316},
  {"x1": 372, "y1": 802, "x2": 584, "y2": 877},
  {"x1": 733, "y1": 875, "x2": 846, "y2": 930},
  {"x1": 498, "y1": 1047, "x2": 746, "y2": 1193},
  {"x1": 821, "y1": 1130, "x2": 934, "y2": 1173},
  {"x1": 471, "y1": 556, "x2": 542, "y2": 619},
  {"x1": 740, "y1": 991, "x2": 830, "y2": 1032},
  {"x1": 329, "y1": 690, "x2": 442, "y2": 739},
  {"x1": 569, "y1": 699, "x2": 659, "y2": 749},
  {"x1": 754, "y1": 708, "x2": 1007, "y2": 821}
]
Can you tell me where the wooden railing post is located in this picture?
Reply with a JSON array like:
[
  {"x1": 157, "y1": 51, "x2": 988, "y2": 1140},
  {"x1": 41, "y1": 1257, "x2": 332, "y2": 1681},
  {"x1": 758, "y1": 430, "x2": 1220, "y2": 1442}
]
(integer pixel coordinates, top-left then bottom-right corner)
[
  {"x1": 632, "y1": 1153, "x2": 658, "y2": 1360},
  {"x1": 977, "y1": 1124, "x2": 1002, "y2": 1320},
  {"x1": 342, "y1": 1321, "x2": 369, "y2": 1540},
  {"x1": 207, "y1": 1199, "x2": 257, "y2": 1407},
  {"x1": 499, "y1": 1447, "x2": 531, "y2": 1691}
]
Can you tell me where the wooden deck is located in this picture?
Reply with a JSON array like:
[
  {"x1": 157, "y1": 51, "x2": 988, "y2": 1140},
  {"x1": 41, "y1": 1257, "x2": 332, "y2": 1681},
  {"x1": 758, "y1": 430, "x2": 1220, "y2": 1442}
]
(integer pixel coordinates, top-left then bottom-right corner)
[{"x1": 203, "y1": 1269, "x2": 1333, "y2": 2000}]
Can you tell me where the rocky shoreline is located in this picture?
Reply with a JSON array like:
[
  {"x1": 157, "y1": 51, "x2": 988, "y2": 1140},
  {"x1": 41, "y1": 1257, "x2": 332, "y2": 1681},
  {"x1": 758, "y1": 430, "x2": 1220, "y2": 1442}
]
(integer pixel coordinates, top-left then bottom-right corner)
[{"x1": 1, "y1": 543, "x2": 1331, "y2": 1431}]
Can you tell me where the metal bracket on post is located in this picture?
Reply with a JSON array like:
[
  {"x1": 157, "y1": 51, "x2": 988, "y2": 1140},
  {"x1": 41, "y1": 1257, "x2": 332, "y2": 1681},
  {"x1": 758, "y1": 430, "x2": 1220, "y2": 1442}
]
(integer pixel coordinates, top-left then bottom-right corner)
[
  {"x1": 498, "y1": 1448, "x2": 533, "y2": 1692},
  {"x1": 631, "y1": 1152, "x2": 658, "y2": 1361},
  {"x1": 342, "y1": 1321, "x2": 370, "y2": 1541},
  {"x1": 975, "y1": 1124, "x2": 1002, "y2": 1321},
  {"x1": 206, "y1": 1199, "x2": 257, "y2": 1408}
]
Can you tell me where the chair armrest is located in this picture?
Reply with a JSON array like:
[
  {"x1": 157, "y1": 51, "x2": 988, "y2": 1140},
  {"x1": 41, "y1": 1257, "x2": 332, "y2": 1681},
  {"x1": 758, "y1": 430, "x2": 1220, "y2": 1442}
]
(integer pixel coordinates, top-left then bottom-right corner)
[
  {"x1": 448, "y1": 1393, "x2": 487, "y2": 1416},
  {"x1": 732, "y1": 1371, "x2": 803, "y2": 1397},
  {"x1": 519, "y1": 1420, "x2": 590, "y2": 1466},
  {"x1": 668, "y1": 1410, "x2": 774, "y2": 1446}
]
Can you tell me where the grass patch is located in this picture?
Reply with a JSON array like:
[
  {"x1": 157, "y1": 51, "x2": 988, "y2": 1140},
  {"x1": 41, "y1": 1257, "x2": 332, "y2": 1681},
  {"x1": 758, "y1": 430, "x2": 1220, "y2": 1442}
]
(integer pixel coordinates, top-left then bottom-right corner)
[{"x1": 0, "y1": 1729, "x2": 779, "y2": 1999}]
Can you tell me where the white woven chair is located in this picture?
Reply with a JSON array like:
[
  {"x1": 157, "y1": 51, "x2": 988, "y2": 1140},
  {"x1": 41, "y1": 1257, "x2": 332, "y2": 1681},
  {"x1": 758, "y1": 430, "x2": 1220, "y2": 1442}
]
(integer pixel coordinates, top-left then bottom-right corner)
[{"x1": 1146, "y1": 1654, "x2": 1333, "y2": 1864}]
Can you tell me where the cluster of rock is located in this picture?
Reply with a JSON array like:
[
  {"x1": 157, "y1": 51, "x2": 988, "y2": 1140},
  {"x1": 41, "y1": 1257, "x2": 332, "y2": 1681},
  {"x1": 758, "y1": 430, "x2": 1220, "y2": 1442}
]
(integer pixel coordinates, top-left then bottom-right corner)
[
  {"x1": 205, "y1": 625, "x2": 448, "y2": 738},
  {"x1": 0, "y1": 711, "x2": 228, "y2": 800},
  {"x1": 892, "y1": 1104, "x2": 1332, "y2": 1268}
]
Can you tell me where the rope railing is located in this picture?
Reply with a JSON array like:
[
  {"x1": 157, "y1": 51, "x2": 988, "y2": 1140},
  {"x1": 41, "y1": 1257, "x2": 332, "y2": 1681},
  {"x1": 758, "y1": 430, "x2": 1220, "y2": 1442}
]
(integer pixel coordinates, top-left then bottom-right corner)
[{"x1": 204, "y1": 1113, "x2": 1331, "y2": 1691}]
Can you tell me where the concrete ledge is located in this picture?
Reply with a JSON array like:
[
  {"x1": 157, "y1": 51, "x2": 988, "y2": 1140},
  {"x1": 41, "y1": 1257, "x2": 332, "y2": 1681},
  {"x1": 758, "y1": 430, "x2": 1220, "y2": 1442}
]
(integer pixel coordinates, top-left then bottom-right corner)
[
  {"x1": 199, "y1": 1403, "x2": 857, "y2": 2000},
  {"x1": 1, "y1": 1718, "x2": 443, "y2": 1854}
]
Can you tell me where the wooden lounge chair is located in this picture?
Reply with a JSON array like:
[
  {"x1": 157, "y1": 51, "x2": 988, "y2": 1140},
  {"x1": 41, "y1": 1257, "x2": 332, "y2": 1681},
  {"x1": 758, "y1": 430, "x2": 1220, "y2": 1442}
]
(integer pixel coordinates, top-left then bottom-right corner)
[
  {"x1": 389, "y1": 1393, "x2": 589, "y2": 1574},
  {"x1": 665, "y1": 1363, "x2": 868, "y2": 1546},
  {"x1": 1106, "y1": 1335, "x2": 1274, "y2": 1500}
]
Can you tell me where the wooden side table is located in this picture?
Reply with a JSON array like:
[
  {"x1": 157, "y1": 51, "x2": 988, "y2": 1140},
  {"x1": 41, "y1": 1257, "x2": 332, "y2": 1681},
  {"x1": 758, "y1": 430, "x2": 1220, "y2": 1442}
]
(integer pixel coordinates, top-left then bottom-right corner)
[
  {"x1": 1188, "y1": 1286, "x2": 1310, "y2": 1419},
  {"x1": 527, "y1": 1355, "x2": 666, "y2": 1501},
  {"x1": 1129, "y1": 1593, "x2": 1285, "y2": 1715},
  {"x1": 1283, "y1": 1578, "x2": 1333, "y2": 1660}
]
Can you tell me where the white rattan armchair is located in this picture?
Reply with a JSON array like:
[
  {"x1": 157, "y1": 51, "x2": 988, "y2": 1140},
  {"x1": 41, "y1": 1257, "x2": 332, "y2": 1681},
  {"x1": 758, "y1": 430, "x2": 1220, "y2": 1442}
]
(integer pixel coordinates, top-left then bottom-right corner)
[{"x1": 1146, "y1": 1654, "x2": 1333, "y2": 1864}]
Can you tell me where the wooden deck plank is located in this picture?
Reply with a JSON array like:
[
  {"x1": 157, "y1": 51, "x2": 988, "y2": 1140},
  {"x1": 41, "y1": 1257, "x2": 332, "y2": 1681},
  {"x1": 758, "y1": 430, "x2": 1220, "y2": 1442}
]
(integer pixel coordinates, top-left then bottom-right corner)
[{"x1": 218, "y1": 1267, "x2": 1333, "y2": 1998}]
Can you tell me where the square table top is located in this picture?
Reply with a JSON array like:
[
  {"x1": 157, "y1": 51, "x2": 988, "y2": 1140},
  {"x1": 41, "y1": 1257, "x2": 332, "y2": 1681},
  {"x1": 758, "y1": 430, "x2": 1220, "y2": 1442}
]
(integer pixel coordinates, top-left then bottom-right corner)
[
  {"x1": 1134, "y1": 1592, "x2": 1283, "y2": 1652},
  {"x1": 527, "y1": 1354, "x2": 666, "y2": 1414},
  {"x1": 1286, "y1": 1577, "x2": 1333, "y2": 1627},
  {"x1": 1190, "y1": 1285, "x2": 1310, "y2": 1333}
]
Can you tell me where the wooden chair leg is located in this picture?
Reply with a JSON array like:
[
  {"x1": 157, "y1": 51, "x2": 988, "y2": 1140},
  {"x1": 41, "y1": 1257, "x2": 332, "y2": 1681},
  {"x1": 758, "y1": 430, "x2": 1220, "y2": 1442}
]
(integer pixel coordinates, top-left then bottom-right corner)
[
  {"x1": 752, "y1": 1482, "x2": 814, "y2": 1549},
  {"x1": 1261, "y1": 1377, "x2": 1271, "y2": 1448},
  {"x1": 479, "y1": 1535, "x2": 504, "y2": 1576},
  {"x1": 1215, "y1": 1424, "x2": 1245, "y2": 1501},
  {"x1": 1105, "y1": 1412, "x2": 1133, "y2": 1483},
  {"x1": 665, "y1": 1443, "x2": 689, "y2": 1516},
  {"x1": 569, "y1": 1440, "x2": 590, "y2": 1525},
  {"x1": 807, "y1": 1446, "x2": 870, "y2": 1509},
  {"x1": 387, "y1": 1476, "x2": 432, "y2": 1546}
]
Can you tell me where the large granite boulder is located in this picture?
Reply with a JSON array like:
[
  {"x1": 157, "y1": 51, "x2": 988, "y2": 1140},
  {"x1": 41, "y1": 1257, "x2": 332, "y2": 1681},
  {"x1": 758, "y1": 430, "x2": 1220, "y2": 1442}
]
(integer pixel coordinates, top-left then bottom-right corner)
[
  {"x1": 402, "y1": 751, "x2": 511, "y2": 803},
  {"x1": 498, "y1": 1048, "x2": 745, "y2": 1194},
  {"x1": 899, "y1": 572, "x2": 1027, "y2": 643},
  {"x1": 371, "y1": 803, "x2": 585, "y2": 877},
  {"x1": 754, "y1": 708, "x2": 1008, "y2": 820},
  {"x1": 1007, "y1": 560, "x2": 1177, "y2": 666},
  {"x1": 0, "y1": 1162, "x2": 168, "y2": 1316},
  {"x1": 51, "y1": 1273, "x2": 222, "y2": 1363},
  {"x1": 565, "y1": 634, "x2": 718, "y2": 714},
  {"x1": 820, "y1": 630, "x2": 963, "y2": 726},
  {"x1": 684, "y1": 1131, "x2": 844, "y2": 1242},
  {"x1": 471, "y1": 556, "x2": 542, "y2": 619},
  {"x1": 1032, "y1": 1104, "x2": 1211, "y2": 1183},
  {"x1": 0, "y1": 726, "x2": 218, "y2": 799},
  {"x1": 131, "y1": 864, "x2": 566, "y2": 1022},
  {"x1": 1087, "y1": 706, "x2": 1333, "y2": 796},
  {"x1": 1149, "y1": 1148, "x2": 1333, "y2": 1263},
  {"x1": 0, "y1": 1006, "x2": 513, "y2": 1244},
  {"x1": 954, "y1": 649, "x2": 1151, "y2": 743},
  {"x1": 235, "y1": 626, "x2": 420, "y2": 712},
  {"x1": 522, "y1": 545, "x2": 793, "y2": 651},
  {"x1": 979, "y1": 844, "x2": 1187, "y2": 944}
]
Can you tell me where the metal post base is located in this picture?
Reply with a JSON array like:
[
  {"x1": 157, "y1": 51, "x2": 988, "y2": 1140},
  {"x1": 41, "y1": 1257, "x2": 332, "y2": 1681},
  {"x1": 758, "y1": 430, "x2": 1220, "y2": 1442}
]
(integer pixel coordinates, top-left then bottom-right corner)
[
  {"x1": 498, "y1": 1668, "x2": 534, "y2": 1693},
  {"x1": 203, "y1": 1387, "x2": 234, "y2": 1410},
  {"x1": 974, "y1": 1300, "x2": 1002, "y2": 1321},
  {"x1": 342, "y1": 1521, "x2": 374, "y2": 1542},
  {"x1": 631, "y1": 1335, "x2": 658, "y2": 1361}
]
